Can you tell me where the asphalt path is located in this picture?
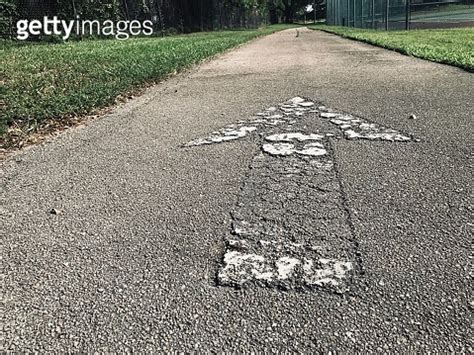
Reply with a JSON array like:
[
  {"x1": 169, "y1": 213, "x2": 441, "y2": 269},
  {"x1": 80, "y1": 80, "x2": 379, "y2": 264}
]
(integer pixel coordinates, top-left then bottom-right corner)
[{"x1": 1, "y1": 28, "x2": 472, "y2": 352}]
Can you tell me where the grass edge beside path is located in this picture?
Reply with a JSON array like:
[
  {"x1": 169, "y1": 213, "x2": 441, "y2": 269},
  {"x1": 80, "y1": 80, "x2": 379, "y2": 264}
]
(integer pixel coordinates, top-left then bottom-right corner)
[
  {"x1": 0, "y1": 25, "x2": 294, "y2": 151},
  {"x1": 309, "y1": 25, "x2": 474, "y2": 72}
]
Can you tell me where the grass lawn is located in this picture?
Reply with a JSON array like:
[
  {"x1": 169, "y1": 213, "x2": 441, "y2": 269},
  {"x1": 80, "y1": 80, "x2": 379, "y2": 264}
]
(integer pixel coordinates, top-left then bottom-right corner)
[
  {"x1": 309, "y1": 25, "x2": 474, "y2": 71},
  {"x1": 0, "y1": 25, "x2": 293, "y2": 139}
]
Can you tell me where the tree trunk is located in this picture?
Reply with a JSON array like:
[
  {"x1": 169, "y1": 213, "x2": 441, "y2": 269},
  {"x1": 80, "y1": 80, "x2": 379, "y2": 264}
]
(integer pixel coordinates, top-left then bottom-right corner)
[
  {"x1": 283, "y1": 1, "x2": 294, "y2": 23},
  {"x1": 268, "y1": 0, "x2": 279, "y2": 24},
  {"x1": 156, "y1": 0, "x2": 165, "y2": 36}
]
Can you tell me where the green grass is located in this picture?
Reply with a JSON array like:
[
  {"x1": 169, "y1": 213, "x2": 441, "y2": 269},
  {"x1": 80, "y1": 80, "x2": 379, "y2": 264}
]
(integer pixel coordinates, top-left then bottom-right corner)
[
  {"x1": 410, "y1": 4, "x2": 474, "y2": 20},
  {"x1": 0, "y1": 25, "x2": 294, "y2": 136},
  {"x1": 309, "y1": 25, "x2": 474, "y2": 71}
]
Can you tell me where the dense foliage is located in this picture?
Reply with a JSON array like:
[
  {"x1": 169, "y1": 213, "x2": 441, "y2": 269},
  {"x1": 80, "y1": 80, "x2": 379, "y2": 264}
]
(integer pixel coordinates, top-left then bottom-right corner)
[{"x1": 0, "y1": 0, "x2": 323, "y2": 37}]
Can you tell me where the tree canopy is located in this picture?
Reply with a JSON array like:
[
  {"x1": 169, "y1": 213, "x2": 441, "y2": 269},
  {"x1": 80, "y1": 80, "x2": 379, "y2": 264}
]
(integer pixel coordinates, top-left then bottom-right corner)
[{"x1": 1, "y1": 0, "x2": 326, "y2": 38}]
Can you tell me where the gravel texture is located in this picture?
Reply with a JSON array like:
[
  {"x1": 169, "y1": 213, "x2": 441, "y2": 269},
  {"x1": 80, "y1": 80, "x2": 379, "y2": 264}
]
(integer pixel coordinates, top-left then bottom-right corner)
[{"x1": 1, "y1": 28, "x2": 472, "y2": 352}]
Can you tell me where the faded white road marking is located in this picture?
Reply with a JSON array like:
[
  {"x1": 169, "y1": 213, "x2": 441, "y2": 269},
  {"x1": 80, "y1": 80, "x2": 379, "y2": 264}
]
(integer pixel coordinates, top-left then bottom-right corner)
[
  {"x1": 183, "y1": 96, "x2": 416, "y2": 292},
  {"x1": 185, "y1": 96, "x2": 413, "y2": 147},
  {"x1": 297, "y1": 142, "x2": 327, "y2": 156},
  {"x1": 265, "y1": 133, "x2": 324, "y2": 142},
  {"x1": 289, "y1": 97, "x2": 306, "y2": 104},
  {"x1": 276, "y1": 257, "x2": 301, "y2": 279},
  {"x1": 219, "y1": 251, "x2": 274, "y2": 284},
  {"x1": 321, "y1": 112, "x2": 339, "y2": 118},
  {"x1": 262, "y1": 143, "x2": 296, "y2": 156},
  {"x1": 185, "y1": 126, "x2": 257, "y2": 146},
  {"x1": 263, "y1": 133, "x2": 327, "y2": 157},
  {"x1": 322, "y1": 112, "x2": 412, "y2": 142},
  {"x1": 218, "y1": 247, "x2": 353, "y2": 289},
  {"x1": 344, "y1": 129, "x2": 411, "y2": 142}
]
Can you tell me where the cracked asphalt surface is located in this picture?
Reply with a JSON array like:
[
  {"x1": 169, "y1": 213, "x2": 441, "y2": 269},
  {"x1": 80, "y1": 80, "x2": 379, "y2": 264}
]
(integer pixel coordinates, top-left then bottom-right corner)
[
  {"x1": 212, "y1": 99, "x2": 358, "y2": 291},
  {"x1": 1, "y1": 28, "x2": 472, "y2": 352}
]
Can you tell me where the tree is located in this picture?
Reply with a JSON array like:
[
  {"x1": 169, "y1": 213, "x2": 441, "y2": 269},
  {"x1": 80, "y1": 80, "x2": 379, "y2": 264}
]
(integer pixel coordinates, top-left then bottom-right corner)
[
  {"x1": 266, "y1": 0, "x2": 306, "y2": 23},
  {"x1": 279, "y1": 0, "x2": 307, "y2": 23},
  {"x1": 0, "y1": 0, "x2": 18, "y2": 39},
  {"x1": 57, "y1": 0, "x2": 122, "y2": 21},
  {"x1": 2, "y1": 0, "x2": 274, "y2": 39}
]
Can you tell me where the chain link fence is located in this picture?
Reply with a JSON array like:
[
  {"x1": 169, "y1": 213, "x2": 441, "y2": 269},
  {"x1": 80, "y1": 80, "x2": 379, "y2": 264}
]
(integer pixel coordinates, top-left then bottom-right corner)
[{"x1": 326, "y1": 0, "x2": 474, "y2": 29}]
